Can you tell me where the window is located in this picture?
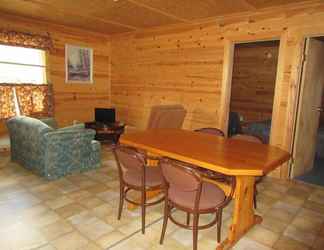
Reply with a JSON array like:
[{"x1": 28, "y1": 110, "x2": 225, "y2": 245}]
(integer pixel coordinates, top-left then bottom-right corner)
[
  {"x1": 0, "y1": 45, "x2": 51, "y2": 119},
  {"x1": 0, "y1": 44, "x2": 46, "y2": 84}
]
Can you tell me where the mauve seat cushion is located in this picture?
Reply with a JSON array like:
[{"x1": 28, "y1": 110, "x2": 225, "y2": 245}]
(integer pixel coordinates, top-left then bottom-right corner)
[
  {"x1": 168, "y1": 182, "x2": 226, "y2": 210},
  {"x1": 123, "y1": 167, "x2": 163, "y2": 188}
]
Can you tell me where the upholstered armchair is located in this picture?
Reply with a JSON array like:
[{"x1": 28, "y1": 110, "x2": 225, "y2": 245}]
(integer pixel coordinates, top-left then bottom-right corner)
[{"x1": 147, "y1": 104, "x2": 187, "y2": 129}]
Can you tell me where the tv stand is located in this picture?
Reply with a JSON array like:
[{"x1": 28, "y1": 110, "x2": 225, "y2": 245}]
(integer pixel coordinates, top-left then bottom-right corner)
[{"x1": 85, "y1": 121, "x2": 125, "y2": 144}]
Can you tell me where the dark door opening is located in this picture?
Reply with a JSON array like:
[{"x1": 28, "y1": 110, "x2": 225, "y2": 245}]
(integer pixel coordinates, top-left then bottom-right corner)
[{"x1": 228, "y1": 40, "x2": 280, "y2": 144}]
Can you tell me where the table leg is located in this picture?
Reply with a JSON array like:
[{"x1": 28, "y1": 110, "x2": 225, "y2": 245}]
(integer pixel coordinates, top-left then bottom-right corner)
[{"x1": 217, "y1": 176, "x2": 262, "y2": 250}]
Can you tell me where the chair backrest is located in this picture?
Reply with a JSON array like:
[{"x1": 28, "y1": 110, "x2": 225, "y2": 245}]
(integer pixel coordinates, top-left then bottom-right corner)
[
  {"x1": 160, "y1": 159, "x2": 201, "y2": 192},
  {"x1": 147, "y1": 105, "x2": 187, "y2": 129},
  {"x1": 113, "y1": 145, "x2": 145, "y2": 178},
  {"x1": 194, "y1": 127, "x2": 225, "y2": 137},
  {"x1": 160, "y1": 158, "x2": 236, "y2": 210},
  {"x1": 230, "y1": 134, "x2": 263, "y2": 144}
]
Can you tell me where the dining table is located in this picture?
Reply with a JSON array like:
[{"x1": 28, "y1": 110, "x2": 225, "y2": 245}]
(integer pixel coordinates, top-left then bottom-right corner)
[{"x1": 119, "y1": 128, "x2": 290, "y2": 250}]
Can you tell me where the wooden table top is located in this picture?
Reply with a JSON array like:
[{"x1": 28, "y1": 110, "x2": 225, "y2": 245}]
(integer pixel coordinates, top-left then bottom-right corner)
[{"x1": 119, "y1": 129, "x2": 290, "y2": 176}]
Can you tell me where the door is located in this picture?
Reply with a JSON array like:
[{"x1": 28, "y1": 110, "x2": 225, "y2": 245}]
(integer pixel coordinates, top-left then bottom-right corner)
[{"x1": 292, "y1": 38, "x2": 324, "y2": 177}]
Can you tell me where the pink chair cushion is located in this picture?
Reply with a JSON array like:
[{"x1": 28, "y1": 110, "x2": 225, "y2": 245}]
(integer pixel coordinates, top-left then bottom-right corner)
[
  {"x1": 168, "y1": 182, "x2": 226, "y2": 210},
  {"x1": 123, "y1": 167, "x2": 163, "y2": 188}
]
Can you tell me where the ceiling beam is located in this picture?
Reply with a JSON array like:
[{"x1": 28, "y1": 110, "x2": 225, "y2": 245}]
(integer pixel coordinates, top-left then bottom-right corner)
[{"x1": 128, "y1": 0, "x2": 193, "y2": 24}]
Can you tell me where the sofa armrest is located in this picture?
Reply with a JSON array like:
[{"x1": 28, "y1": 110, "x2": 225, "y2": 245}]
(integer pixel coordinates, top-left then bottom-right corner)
[{"x1": 42, "y1": 129, "x2": 101, "y2": 179}]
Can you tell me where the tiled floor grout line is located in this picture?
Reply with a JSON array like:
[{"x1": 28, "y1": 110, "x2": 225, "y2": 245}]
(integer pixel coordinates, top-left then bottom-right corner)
[{"x1": 106, "y1": 215, "x2": 165, "y2": 250}]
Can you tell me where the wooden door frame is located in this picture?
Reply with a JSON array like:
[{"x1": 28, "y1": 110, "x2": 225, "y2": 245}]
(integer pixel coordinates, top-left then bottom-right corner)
[{"x1": 219, "y1": 36, "x2": 284, "y2": 144}]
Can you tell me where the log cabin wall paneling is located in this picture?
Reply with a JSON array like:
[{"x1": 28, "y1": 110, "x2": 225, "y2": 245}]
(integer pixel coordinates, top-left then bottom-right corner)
[
  {"x1": 230, "y1": 41, "x2": 280, "y2": 123},
  {"x1": 0, "y1": 14, "x2": 111, "y2": 134},
  {"x1": 110, "y1": 2, "x2": 324, "y2": 178}
]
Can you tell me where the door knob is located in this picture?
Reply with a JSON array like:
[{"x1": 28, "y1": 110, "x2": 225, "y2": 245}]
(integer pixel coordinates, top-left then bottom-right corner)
[{"x1": 316, "y1": 107, "x2": 324, "y2": 112}]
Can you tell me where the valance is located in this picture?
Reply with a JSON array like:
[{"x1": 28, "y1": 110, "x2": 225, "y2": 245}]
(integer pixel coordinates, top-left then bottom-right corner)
[{"x1": 0, "y1": 29, "x2": 53, "y2": 51}]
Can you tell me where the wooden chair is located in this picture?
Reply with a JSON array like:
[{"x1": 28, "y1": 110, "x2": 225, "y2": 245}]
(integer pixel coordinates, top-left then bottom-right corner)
[
  {"x1": 230, "y1": 134, "x2": 263, "y2": 144},
  {"x1": 194, "y1": 127, "x2": 225, "y2": 137},
  {"x1": 159, "y1": 158, "x2": 235, "y2": 250},
  {"x1": 194, "y1": 128, "x2": 229, "y2": 183},
  {"x1": 230, "y1": 134, "x2": 263, "y2": 209},
  {"x1": 113, "y1": 145, "x2": 164, "y2": 234}
]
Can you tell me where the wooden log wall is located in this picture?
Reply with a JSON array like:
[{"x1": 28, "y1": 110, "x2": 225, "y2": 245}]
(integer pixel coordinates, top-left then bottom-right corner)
[
  {"x1": 0, "y1": 14, "x2": 111, "y2": 134},
  {"x1": 110, "y1": 2, "x2": 324, "y2": 178},
  {"x1": 230, "y1": 41, "x2": 279, "y2": 123}
]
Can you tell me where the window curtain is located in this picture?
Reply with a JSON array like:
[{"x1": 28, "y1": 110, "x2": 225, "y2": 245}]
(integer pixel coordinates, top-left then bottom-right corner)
[
  {"x1": 0, "y1": 85, "x2": 16, "y2": 118},
  {"x1": 15, "y1": 84, "x2": 52, "y2": 117},
  {"x1": 0, "y1": 29, "x2": 53, "y2": 120}
]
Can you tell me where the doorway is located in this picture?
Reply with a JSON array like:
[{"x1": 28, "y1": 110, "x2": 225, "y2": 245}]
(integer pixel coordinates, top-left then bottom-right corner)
[
  {"x1": 292, "y1": 37, "x2": 324, "y2": 186},
  {"x1": 227, "y1": 40, "x2": 280, "y2": 143}
]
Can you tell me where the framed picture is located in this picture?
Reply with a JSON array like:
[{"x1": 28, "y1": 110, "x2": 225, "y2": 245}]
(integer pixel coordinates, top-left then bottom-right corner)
[{"x1": 65, "y1": 44, "x2": 93, "y2": 83}]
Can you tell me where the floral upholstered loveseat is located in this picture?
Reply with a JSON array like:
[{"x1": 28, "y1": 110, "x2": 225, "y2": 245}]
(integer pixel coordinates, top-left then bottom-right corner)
[{"x1": 6, "y1": 116, "x2": 101, "y2": 180}]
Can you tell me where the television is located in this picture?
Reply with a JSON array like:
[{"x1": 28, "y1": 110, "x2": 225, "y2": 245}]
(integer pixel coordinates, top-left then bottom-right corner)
[{"x1": 95, "y1": 108, "x2": 116, "y2": 124}]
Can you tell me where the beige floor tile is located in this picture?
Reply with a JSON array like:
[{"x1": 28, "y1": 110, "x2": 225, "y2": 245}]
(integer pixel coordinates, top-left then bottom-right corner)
[
  {"x1": 86, "y1": 184, "x2": 110, "y2": 194},
  {"x1": 303, "y1": 200, "x2": 324, "y2": 214},
  {"x1": 150, "y1": 238, "x2": 188, "y2": 250},
  {"x1": 76, "y1": 179, "x2": 97, "y2": 189},
  {"x1": 260, "y1": 216, "x2": 289, "y2": 234},
  {"x1": 97, "y1": 230, "x2": 127, "y2": 249},
  {"x1": 273, "y1": 235, "x2": 311, "y2": 250},
  {"x1": 0, "y1": 222, "x2": 48, "y2": 250},
  {"x1": 96, "y1": 190, "x2": 120, "y2": 202},
  {"x1": 271, "y1": 201, "x2": 300, "y2": 214},
  {"x1": 232, "y1": 237, "x2": 272, "y2": 250},
  {"x1": 55, "y1": 203, "x2": 86, "y2": 219},
  {"x1": 36, "y1": 244, "x2": 56, "y2": 250},
  {"x1": 45, "y1": 195, "x2": 74, "y2": 209},
  {"x1": 291, "y1": 215, "x2": 323, "y2": 234},
  {"x1": 41, "y1": 220, "x2": 74, "y2": 241},
  {"x1": 78, "y1": 196, "x2": 105, "y2": 209},
  {"x1": 73, "y1": 215, "x2": 114, "y2": 241},
  {"x1": 117, "y1": 218, "x2": 142, "y2": 235},
  {"x1": 171, "y1": 228, "x2": 203, "y2": 247},
  {"x1": 25, "y1": 210, "x2": 61, "y2": 228},
  {"x1": 283, "y1": 225, "x2": 316, "y2": 247},
  {"x1": 79, "y1": 242, "x2": 103, "y2": 250},
  {"x1": 91, "y1": 203, "x2": 114, "y2": 219},
  {"x1": 284, "y1": 195, "x2": 306, "y2": 207},
  {"x1": 68, "y1": 210, "x2": 95, "y2": 225},
  {"x1": 21, "y1": 204, "x2": 50, "y2": 218},
  {"x1": 66, "y1": 190, "x2": 92, "y2": 201},
  {"x1": 265, "y1": 208, "x2": 295, "y2": 223},
  {"x1": 51, "y1": 231, "x2": 89, "y2": 250},
  {"x1": 246, "y1": 224, "x2": 279, "y2": 247},
  {"x1": 308, "y1": 189, "x2": 324, "y2": 205}
]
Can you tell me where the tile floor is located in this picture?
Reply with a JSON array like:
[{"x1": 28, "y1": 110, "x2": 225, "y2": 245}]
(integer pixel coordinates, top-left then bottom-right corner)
[{"x1": 0, "y1": 147, "x2": 324, "y2": 250}]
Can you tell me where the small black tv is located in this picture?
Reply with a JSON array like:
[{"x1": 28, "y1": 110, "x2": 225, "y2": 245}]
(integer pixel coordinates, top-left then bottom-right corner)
[{"x1": 95, "y1": 108, "x2": 116, "y2": 124}]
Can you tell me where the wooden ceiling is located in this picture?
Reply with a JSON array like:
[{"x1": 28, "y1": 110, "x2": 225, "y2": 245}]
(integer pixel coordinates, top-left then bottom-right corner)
[{"x1": 0, "y1": 0, "x2": 318, "y2": 34}]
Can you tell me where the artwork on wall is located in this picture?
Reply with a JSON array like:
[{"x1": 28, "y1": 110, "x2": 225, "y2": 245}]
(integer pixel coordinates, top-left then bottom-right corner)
[{"x1": 65, "y1": 44, "x2": 93, "y2": 83}]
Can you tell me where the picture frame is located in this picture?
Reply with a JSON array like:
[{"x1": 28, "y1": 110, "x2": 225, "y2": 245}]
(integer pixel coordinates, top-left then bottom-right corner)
[{"x1": 65, "y1": 44, "x2": 93, "y2": 83}]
